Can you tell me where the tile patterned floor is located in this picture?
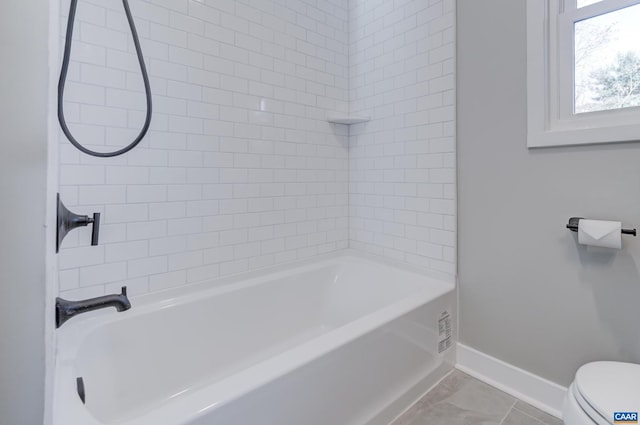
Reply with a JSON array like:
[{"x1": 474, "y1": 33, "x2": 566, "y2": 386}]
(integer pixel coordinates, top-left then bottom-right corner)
[{"x1": 391, "y1": 370, "x2": 564, "y2": 425}]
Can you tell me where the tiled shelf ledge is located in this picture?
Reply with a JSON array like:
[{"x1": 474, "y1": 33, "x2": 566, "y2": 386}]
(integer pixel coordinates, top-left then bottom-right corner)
[{"x1": 326, "y1": 115, "x2": 371, "y2": 125}]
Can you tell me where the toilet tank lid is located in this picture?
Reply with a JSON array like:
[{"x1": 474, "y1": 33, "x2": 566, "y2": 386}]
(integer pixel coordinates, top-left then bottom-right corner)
[{"x1": 575, "y1": 361, "x2": 640, "y2": 424}]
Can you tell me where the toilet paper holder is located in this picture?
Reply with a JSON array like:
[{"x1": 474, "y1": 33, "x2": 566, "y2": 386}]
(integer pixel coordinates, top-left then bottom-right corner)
[{"x1": 566, "y1": 217, "x2": 637, "y2": 236}]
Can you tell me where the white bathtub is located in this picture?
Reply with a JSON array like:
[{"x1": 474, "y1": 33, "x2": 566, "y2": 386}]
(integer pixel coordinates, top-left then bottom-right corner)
[{"x1": 53, "y1": 251, "x2": 456, "y2": 425}]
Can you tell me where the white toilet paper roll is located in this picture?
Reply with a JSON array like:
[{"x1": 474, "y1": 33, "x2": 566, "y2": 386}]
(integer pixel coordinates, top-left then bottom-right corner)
[{"x1": 578, "y1": 219, "x2": 622, "y2": 249}]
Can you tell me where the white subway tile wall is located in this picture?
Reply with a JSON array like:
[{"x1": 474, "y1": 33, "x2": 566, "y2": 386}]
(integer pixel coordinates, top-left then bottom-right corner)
[
  {"x1": 348, "y1": 0, "x2": 456, "y2": 275},
  {"x1": 58, "y1": 0, "x2": 351, "y2": 298},
  {"x1": 57, "y1": 0, "x2": 457, "y2": 298}
]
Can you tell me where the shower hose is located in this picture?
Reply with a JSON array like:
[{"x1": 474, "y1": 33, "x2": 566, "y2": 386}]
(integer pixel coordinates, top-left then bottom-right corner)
[{"x1": 58, "y1": 0, "x2": 152, "y2": 157}]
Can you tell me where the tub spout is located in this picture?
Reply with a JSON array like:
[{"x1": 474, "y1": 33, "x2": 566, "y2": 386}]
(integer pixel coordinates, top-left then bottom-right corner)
[{"x1": 56, "y1": 286, "x2": 131, "y2": 328}]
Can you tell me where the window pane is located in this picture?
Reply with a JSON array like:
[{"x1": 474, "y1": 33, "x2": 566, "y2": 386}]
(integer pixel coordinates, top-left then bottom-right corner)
[
  {"x1": 574, "y1": 3, "x2": 640, "y2": 113},
  {"x1": 577, "y1": 0, "x2": 603, "y2": 8}
]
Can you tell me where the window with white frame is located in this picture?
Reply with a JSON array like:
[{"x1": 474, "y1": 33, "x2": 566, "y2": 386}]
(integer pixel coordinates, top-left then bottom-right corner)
[{"x1": 527, "y1": 0, "x2": 640, "y2": 147}]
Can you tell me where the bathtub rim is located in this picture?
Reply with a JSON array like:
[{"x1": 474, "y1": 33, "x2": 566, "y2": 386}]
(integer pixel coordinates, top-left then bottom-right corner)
[
  {"x1": 53, "y1": 250, "x2": 456, "y2": 425},
  {"x1": 56, "y1": 249, "x2": 454, "y2": 338},
  {"x1": 138, "y1": 248, "x2": 455, "y2": 308}
]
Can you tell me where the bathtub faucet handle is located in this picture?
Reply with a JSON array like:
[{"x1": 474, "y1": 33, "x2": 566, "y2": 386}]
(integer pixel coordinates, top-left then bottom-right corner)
[
  {"x1": 90, "y1": 212, "x2": 100, "y2": 246},
  {"x1": 56, "y1": 193, "x2": 102, "y2": 252}
]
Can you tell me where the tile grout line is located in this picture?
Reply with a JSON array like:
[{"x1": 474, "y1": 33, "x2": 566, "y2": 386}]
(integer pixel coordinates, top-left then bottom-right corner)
[
  {"x1": 511, "y1": 406, "x2": 557, "y2": 425},
  {"x1": 498, "y1": 400, "x2": 519, "y2": 425}
]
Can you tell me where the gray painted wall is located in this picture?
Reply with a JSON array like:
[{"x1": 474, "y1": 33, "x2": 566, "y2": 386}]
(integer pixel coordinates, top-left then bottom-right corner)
[
  {"x1": 0, "y1": 0, "x2": 50, "y2": 423},
  {"x1": 458, "y1": 0, "x2": 640, "y2": 386}
]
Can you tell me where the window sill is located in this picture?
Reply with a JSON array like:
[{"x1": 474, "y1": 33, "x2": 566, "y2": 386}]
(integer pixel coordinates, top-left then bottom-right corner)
[{"x1": 528, "y1": 122, "x2": 640, "y2": 148}]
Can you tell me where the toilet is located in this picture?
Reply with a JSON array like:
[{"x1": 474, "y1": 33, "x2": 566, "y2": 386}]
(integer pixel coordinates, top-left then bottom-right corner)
[{"x1": 563, "y1": 361, "x2": 640, "y2": 425}]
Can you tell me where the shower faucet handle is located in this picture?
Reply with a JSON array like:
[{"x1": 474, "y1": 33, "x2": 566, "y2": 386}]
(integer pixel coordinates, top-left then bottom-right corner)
[
  {"x1": 90, "y1": 212, "x2": 100, "y2": 246},
  {"x1": 56, "y1": 194, "x2": 102, "y2": 252}
]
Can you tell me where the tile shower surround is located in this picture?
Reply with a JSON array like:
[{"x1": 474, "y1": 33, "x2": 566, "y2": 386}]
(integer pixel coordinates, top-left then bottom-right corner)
[
  {"x1": 349, "y1": 0, "x2": 456, "y2": 275},
  {"x1": 57, "y1": 0, "x2": 456, "y2": 297}
]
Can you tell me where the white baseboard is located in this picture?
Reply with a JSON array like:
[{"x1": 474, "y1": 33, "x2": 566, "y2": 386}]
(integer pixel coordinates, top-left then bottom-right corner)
[{"x1": 456, "y1": 343, "x2": 567, "y2": 418}]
